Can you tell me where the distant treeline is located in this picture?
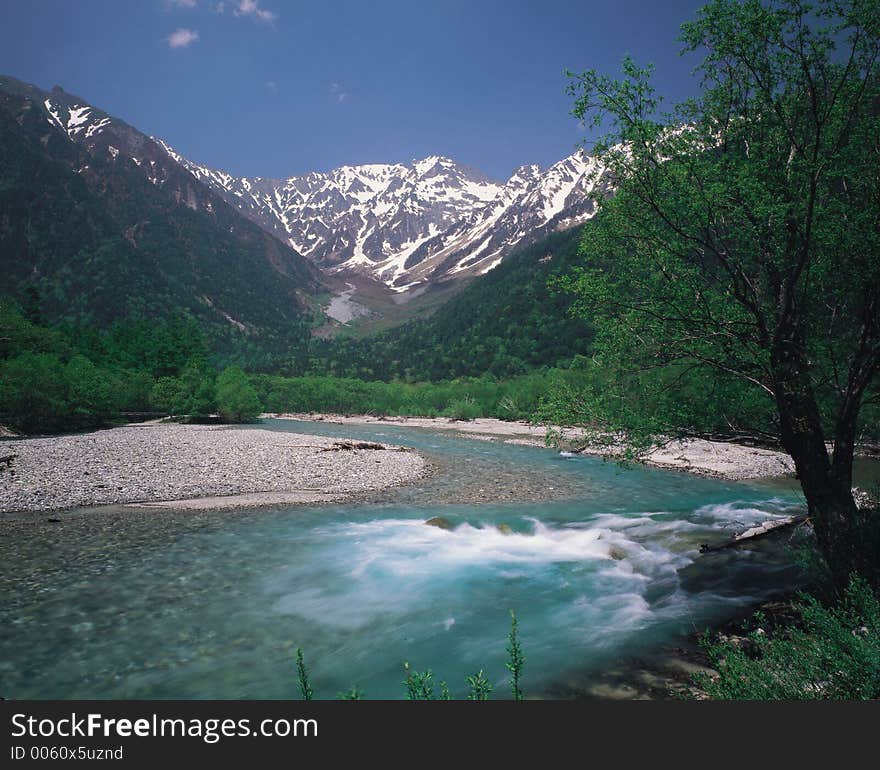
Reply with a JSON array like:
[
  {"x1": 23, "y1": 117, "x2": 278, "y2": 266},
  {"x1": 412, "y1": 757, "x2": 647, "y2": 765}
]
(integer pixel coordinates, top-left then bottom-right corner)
[
  {"x1": 0, "y1": 299, "x2": 260, "y2": 433},
  {"x1": 1, "y1": 228, "x2": 602, "y2": 434},
  {"x1": 251, "y1": 368, "x2": 590, "y2": 422},
  {"x1": 0, "y1": 295, "x2": 594, "y2": 433}
]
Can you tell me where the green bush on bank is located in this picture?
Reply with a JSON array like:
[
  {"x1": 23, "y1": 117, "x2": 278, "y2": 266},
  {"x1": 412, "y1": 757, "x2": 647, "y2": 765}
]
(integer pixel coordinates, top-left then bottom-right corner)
[
  {"x1": 0, "y1": 299, "x2": 270, "y2": 429},
  {"x1": 0, "y1": 351, "x2": 135, "y2": 433},
  {"x1": 695, "y1": 574, "x2": 880, "y2": 700},
  {"x1": 216, "y1": 366, "x2": 261, "y2": 423}
]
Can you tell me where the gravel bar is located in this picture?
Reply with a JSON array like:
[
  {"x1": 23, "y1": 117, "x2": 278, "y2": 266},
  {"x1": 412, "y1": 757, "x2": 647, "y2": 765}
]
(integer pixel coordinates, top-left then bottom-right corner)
[
  {"x1": 271, "y1": 413, "x2": 796, "y2": 480},
  {"x1": 0, "y1": 424, "x2": 428, "y2": 513}
]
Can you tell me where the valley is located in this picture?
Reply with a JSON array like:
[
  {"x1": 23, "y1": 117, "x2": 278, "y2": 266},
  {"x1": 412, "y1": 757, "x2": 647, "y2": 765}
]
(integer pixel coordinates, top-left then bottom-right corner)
[{"x1": 2, "y1": 0, "x2": 879, "y2": 708}]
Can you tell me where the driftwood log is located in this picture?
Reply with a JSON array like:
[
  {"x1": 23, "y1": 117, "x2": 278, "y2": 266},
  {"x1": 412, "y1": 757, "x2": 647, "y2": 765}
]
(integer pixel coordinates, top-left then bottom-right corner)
[
  {"x1": 699, "y1": 514, "x2": 809, "y2": 553},
  {"x1": 320, "y1": 441, "x2": 388, "y2": 452}
]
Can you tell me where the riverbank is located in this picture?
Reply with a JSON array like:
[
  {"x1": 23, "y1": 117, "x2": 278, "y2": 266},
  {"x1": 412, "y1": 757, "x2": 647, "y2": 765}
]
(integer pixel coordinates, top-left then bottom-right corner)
[
  {"x1": 267, "y1": 413, "x2": 797, "y2": 481},
  {"x1": 0, "y1": 423, "x2": 428, "y2": 514},
  {"x1": 2, "y1": 415, "x2": 814, "y2": 700},
  {"x1": 561, "y1": 593, "x2": 803, "y2": 699}
]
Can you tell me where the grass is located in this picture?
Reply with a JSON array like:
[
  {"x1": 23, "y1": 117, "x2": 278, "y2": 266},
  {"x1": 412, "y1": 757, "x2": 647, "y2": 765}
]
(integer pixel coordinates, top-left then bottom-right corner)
[
  {"x1": 293, "y1": 610, "x2": 525, "y2": 701},
  {"x1": 693, "y1": 574, "x2": 880, "y2": 700}
]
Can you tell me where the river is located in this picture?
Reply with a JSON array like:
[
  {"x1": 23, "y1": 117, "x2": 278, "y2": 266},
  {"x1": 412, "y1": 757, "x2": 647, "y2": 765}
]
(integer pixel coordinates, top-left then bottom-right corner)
[{"x1": 1, "y1": 418, "x2": 810, "y2": 699}]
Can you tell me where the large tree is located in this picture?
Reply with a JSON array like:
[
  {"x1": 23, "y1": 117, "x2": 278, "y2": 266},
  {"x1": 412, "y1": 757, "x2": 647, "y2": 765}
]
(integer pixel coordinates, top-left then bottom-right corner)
[{"x1": 564, "y1": 0, "x2": 880, "y2": 583}]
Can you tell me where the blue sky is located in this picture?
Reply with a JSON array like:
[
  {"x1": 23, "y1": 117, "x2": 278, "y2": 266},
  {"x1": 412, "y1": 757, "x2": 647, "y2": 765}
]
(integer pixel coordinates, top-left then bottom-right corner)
[{"x1": 1, "y1": 0, "x2": 709, "y2": 180}]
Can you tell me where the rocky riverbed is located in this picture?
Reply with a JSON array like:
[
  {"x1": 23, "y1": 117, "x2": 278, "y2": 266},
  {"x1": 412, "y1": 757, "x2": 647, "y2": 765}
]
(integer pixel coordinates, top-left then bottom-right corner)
[
  {"x1": 0, "y1": 424, "x2": 428, "y2": 513},
  {"x1": 269, "y1": 413, "x2": 798, "y2": 481}
]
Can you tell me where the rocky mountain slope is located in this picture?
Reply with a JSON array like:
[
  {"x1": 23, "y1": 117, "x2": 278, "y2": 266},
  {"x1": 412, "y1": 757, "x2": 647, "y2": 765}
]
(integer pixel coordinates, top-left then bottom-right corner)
[
  {"x1": 1, "y1": 72, "x2": 610, "y2": 353},
  {"x1": 157, "y1": 143, "x2": 609, "y2": 292},
  {"x1": 0, "y1": 75, "x2": 326, "y2": 356}
]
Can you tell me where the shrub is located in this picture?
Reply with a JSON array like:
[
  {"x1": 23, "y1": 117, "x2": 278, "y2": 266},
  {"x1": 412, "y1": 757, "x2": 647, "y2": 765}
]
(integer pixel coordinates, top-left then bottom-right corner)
[
  {"x1": 443, "y1": 395, "x2": 481, "y2": 421},
  {"x1": 0, "y1": 352, "x2": 70, "y2": 433},
  {"x1": 695, "y1": 575, "x2": 880, "y2": 700},
  {"x1": 403, "y1": 663, "x2": 436, "y2": 700},
  {"x1": 295, "y1": 611, "x2": 525, "y2": 700},
  {"x1": 216, "y1": 366, "x2": 260, "y2": 423},
  {"x1": 466, "y1": 670, "x2": 493, "y2": 700}
]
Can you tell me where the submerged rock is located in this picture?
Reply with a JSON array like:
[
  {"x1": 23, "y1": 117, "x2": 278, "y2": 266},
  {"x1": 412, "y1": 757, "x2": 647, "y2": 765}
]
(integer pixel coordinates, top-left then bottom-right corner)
[
  {"x1": 853, "y1": 486, "x2": 877, "y2": 510},
  {"x1": 497, "y1": 523, "x2": 513, "y2": 535},
  {"x1": 424, "y1": 516, "x2": 453, "y2": 530}
]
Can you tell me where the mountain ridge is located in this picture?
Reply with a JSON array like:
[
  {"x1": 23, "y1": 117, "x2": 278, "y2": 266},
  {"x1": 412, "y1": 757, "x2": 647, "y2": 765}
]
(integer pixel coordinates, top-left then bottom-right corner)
[
  {"x1": 154, "y1": 140, "x2": 608, "y2": 292},
  {"x1": 1, "y1": 73, "x2": 610, "y2": 350},
  {"x1": 0, "y1": 74, "x2": 327, "y2": 363}
]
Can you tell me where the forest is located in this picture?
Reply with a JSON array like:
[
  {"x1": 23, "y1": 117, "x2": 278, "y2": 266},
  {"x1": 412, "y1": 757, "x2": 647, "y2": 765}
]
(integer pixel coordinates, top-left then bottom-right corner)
[{"x1": 2, "y1": 0, "x2": 879, "y2": 704}]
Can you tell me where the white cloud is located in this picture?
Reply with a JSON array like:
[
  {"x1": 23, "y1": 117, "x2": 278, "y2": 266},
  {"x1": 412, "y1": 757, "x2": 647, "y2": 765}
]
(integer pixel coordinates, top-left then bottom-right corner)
[
  {"x1": 233, "y1": 0, "x2": 277, "y2": 23},
  {"x1": 167, "y1": 28, "x2": 200, "y2": 48},
  {"x1": 215, "y1": 1, "x2": 225, "y2": 12},
  {"x1": 330, "y1": 82, "x2": 348, "y2": 104},
  {"x1": 168, "y1": 0, "x2": 198, "y2": 7}
]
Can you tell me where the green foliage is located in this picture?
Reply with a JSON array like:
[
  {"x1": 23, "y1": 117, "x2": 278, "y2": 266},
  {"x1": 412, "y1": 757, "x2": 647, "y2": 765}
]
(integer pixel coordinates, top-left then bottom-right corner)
[
  {"x1": 252, "y1": 368, "x2": 575, "y2": 422},
  {"x1": 64, "y1": 355, "x2": 120, "y2": 424},
  {"x1": 216, "y1": 366, "x2": 261, "y2": 423},
  {"x1": 176, "y1": 358, "x2": 217, "y2": 417},
  {"x1": 148, "y1": 357, "x2": 216, "y2": 418},
  {"x1": 295, "y1": 648, "x2": 313, "y2": 702},
  {"x1": 1, "y1": 296, "x2": 581, "y2": 433},
  {"x1": 563, "y1": 0, "x2": 880, "y2": 584},
  {"x1": 536, "y1": 354, "x2": 778, "y2": 444},
  {"x1": 78, "y1": 317, "x2": 210, "y2": 379},
  {"x1": 443, "y1": 395, "x2": 481, "y2": 421},
  {"x1": 563, "y1": 1, "x2": 880, "y2": 440},
  {"x1": 0, "y1": 352, "x2": 71, "y2": 433},
  {"x1": 148, "y1": 377, "x2": 184, "y2": 416},
  {"x1": 696, "y1": 576, "x2": 880, "y2": 700},
  {"x1": 0, "y1": 305, "x2": 134, "y2": 432},
  {"x1": 403, "y1": 662, "x2": 436, "y2": 700},
  {"x1": 297, "y1": 611, "x2": 524, "y2": 700},
  {"x1": 0, "y1": 77, "x2": 322, "y2": 365},
  {"x1": 0, "y1": 299, "x2": 236, "y2": 432},
  {"x1": 310, "y1": 229, "x2": 593, "y2": 381},
  {"x1": 506, "y1": 610, "x2": 525, "y2": 701},
  {"x1": 465, "y1": 670, "x2": 493, "y2": 701},
  {"x1": 0, "y1": 297, "x2": 71, "y2": 360}
]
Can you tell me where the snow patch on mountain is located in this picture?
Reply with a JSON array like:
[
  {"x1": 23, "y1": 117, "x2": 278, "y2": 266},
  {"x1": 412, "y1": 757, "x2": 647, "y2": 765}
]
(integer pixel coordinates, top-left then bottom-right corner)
[
  {"x1": 31, "y1": 83, "x2": 609, "y2": 294},
  {"x1": 152, "y1": 142, "x2": 608, "y2": 292},
  {"x1": 42, "y1": 97, "x2": 114, "y2": 143}
]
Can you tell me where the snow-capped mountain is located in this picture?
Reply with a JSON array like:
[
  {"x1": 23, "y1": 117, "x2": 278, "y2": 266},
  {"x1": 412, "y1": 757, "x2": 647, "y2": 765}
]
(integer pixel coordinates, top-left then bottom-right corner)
[
  {"x1": 26, "y1": 78, "x2": 609, "y2": 295},
  {"x1": 156, "y1": 143, "x2": 608, "y2": 292},
  {"x1": 2, "y1": 77, "x2": 326, "y2": 343},
  {"x1": 392, "y1": 151, "x2": 608, "y2": 287},
  {"x1": 33, "y1": 84, "x2": 227, "y2": 201}
]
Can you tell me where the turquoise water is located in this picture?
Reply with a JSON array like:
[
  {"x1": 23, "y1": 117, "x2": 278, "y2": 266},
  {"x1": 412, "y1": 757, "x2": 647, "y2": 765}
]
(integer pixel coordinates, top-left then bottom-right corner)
[{"x1": 1, "y1": 419, "x2": 807, "y2": 699}]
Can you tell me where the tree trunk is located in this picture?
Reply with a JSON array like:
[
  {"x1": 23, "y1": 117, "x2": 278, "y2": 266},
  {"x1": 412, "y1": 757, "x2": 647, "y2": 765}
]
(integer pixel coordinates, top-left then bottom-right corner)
[{"x1": 771, "y1": 328, "x2": 861, "y2": 585}]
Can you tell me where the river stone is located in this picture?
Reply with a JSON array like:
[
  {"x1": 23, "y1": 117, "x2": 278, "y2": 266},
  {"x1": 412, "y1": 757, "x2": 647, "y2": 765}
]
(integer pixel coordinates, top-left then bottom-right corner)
[
  {"x1": 609, "y1": 546, "x2": 627, "y2": 561},
  {"x1": 497, "y1": 523, "x2": 513, "y2": 535},
  {"x1": 424, "y1": 516, "x2": 453, "y2": 530}
]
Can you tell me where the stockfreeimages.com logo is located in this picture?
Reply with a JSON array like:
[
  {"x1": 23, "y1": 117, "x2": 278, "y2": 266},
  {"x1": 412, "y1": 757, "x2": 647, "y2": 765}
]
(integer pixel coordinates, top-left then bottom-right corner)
[{"x1": 10, "y1": 713, "x2": 318, "y2": 744}]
